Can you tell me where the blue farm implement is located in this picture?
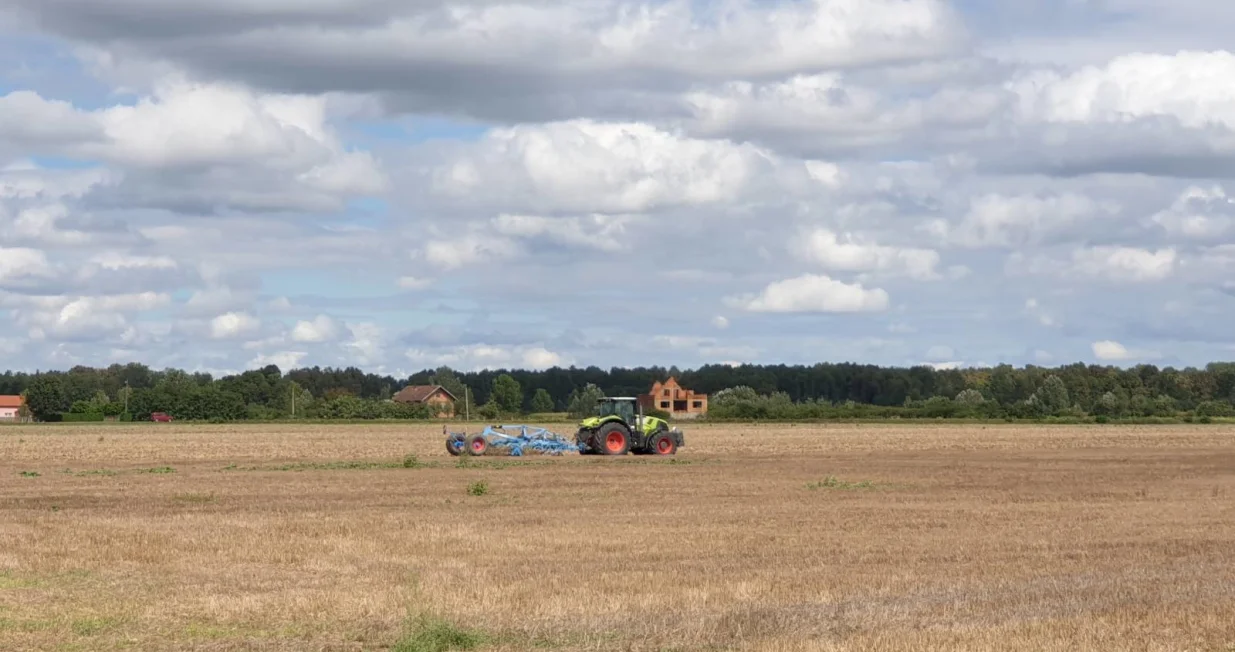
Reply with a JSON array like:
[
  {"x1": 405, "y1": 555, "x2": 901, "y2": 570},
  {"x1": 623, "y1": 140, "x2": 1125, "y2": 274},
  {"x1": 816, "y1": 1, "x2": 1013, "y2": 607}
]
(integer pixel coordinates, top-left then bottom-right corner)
[{"x1": 444, "y1": 424, "x2": 583, "y2": 457}]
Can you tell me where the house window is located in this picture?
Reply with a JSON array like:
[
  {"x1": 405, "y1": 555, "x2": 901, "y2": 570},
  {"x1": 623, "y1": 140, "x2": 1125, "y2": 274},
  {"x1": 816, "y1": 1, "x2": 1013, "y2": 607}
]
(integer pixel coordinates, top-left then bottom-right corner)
[
  {"x1": 660, "y1": 401, "x2": 670, "y2": 409},
  {"x1": 663, "y1": 389, "x2": 670, "y2": 396},
  {"x1": 692, "y1": 401, "x2": 702, "y2": 409}
]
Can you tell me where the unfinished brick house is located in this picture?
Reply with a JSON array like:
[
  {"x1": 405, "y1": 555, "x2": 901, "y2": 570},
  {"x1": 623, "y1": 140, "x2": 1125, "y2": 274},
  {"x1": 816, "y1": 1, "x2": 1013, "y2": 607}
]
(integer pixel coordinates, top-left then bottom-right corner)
[
  {"x1": 638, "y1": 377, "x2": 707, "y2": 419},
  {"x1": 392, "y1": 385, "x2": 457, "y2": 418}
]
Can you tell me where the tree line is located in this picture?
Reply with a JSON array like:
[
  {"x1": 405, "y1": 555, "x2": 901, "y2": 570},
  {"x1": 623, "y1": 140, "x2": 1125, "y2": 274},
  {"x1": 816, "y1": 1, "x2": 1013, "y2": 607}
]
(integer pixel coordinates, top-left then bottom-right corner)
[{"x1": 3, "y1": 360, "x2": 1235, "y2": 423}]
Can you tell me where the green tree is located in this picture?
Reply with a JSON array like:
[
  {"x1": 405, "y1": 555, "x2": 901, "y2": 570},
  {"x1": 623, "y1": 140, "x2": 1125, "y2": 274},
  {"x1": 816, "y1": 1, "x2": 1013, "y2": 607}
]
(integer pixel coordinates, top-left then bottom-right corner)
[
  {"x1": 530, "y1": 388, "x2": 555, "y2": 413},
  {"x1": 954, "y1": 388, "x2": 986, "y2": 406},
  {"x1": 490, "y1": 374, "x2": 523, "y2": 415},
  {"x1": 1033, "y1": 375, "x2": 1070, "y2": 415},
  {"x1": 25, "y1": 375, "x2": 68, "y2": 421},
  {"x1": 712, "y1": 386, "x2": 760, "y2": 407},
  {"x1": 567, "y1": 383, "x2": 605, "y2": 418},
  {"x1": 89, "y1": 390, "x2": 111, "y2": 411},
  {"x1": 117, "y1": 385, "x2": 133, "y2": 413},
  {"x1": 920, "y1": 395, "x2": 957, "y2": 418},
  {"x1": 289, "y1": 382, "x2": 314, "y2": 418},
  {"x1": 1094, "y1": 390, "x2": 1124, "y2": 417}
]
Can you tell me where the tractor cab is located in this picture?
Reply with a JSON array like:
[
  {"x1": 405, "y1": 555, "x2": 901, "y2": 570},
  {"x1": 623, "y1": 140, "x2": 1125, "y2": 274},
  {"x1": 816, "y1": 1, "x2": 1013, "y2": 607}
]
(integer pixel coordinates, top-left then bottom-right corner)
[{"x1": 594, "y1": 397, "x2": 638, "y2": 425}]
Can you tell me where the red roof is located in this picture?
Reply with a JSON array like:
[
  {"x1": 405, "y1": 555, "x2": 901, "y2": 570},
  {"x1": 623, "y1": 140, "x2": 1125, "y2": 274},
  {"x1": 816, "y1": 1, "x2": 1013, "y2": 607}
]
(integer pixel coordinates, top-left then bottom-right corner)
[
  {"x1": 0, "y1": 395, "x2": 24, "y2": 409},
  {"x1": 393, "y1": 385, "x2": 456, "y2": 403}
]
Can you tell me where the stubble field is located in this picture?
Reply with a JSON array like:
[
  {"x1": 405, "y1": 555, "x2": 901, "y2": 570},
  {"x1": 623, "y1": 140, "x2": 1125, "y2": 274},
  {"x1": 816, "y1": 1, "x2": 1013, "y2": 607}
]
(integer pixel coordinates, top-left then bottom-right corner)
[{"x1": 1, "y1": 421, "x2": 1234, "y2": 651}]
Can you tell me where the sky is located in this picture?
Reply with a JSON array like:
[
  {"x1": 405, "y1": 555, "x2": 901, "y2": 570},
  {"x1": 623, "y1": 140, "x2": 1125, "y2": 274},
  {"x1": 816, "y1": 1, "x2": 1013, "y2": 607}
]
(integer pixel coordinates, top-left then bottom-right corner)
[{"x1": 2, "y1": 0, "x2": 1235, "y2": 376}]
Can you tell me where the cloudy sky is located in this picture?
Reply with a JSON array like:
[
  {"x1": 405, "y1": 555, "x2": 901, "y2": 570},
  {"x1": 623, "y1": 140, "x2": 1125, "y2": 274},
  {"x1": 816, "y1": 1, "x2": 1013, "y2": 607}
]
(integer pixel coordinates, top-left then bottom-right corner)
[{"x1": 1, "y1": 0, "x2": 1234, "y2": 375}]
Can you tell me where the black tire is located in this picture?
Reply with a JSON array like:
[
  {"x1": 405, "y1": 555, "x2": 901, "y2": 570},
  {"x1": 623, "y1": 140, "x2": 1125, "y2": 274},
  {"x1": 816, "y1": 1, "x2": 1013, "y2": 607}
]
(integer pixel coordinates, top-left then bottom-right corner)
[
  {"x1": 631, "y1": 424, "x2": 664, "y2": 454},
  {"x1": 465, "y1": 434, "x2": 488, "y2": 456},
  {"x1": 575, "y1": 429, "x2": 594, "y2": 455},
  {"x1": 594, "y1": 422, "x2": 630, "y2": 456},
  {"x1": 648, "y1": 432, "x2": 677, "y2": 456},
  {"x1": 446, "y1": 433, "x2": 465, "y2": 456}
]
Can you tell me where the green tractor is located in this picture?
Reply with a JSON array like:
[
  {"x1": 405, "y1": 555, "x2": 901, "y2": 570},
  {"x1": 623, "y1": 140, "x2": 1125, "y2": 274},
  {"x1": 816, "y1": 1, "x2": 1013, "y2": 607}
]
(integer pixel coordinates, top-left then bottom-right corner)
[{"x1": 575, "y1": 396, "x2": 685, "y2": 456}]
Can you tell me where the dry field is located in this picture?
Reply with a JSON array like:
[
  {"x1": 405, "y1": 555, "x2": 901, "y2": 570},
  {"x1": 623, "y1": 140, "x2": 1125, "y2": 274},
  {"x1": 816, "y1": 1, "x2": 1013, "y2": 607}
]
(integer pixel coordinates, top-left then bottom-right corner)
[{"x1": 2, "y1": 421, "x2": 1235, "y2": 651}]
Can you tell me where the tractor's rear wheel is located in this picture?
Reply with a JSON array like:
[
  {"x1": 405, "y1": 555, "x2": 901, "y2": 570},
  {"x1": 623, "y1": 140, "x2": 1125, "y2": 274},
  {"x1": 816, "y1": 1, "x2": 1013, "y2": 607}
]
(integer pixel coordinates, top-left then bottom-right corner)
[
  {"x1": 649, "y1": 432, "x2": 677, "y2": 456},
  {"x1": 595, "y1": 422, "x2": 630, "y2": 455},
  {"x1": 465, "y1": 434, "x2": 488, "y2": 456}
]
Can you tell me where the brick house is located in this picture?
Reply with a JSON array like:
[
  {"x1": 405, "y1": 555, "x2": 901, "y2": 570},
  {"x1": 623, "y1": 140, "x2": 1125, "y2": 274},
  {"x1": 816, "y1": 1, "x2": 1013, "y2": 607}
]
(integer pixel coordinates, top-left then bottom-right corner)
[
  {"x1": 638, "y1": 377, "x2": 707, "y2": 419},
  {"x1": 392, "y1": 385, "x2": 457, "y2": 418},
  {"x1": 0, "y1": 395, "x2": 25, "y2": 421}
]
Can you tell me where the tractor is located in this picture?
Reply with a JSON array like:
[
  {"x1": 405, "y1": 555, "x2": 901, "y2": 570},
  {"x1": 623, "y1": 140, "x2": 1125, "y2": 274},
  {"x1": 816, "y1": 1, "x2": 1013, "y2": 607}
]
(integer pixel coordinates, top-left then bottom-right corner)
[{"x1": 575, "y1": 396, "x2": 685, "y2": 455}]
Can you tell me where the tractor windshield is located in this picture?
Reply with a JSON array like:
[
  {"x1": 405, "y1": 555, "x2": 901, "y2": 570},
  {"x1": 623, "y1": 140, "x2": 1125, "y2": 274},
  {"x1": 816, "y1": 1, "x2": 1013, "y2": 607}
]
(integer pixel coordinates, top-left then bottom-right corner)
[{"x1": 595, "y1": 398, "x2": 636, "y2": 424}]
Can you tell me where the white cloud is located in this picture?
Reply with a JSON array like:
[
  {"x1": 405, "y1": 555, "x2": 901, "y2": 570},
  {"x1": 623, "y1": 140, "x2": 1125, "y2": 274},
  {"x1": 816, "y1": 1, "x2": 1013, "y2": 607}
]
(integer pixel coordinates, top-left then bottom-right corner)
[
  {"x1": 86, "y1": 253, "x2": 178, "y2": 271},
  {"x1": 491, "y1": 213, "x2": 641, "y2": 252},
  {"x1": 1091, "y1": 340, "x2": 1157, "y2": 362},
  {"x1": 397, "y1": 276, "x2": 433, "y2": 290},
  {"x1": 1024, "y1": 298, "x2": 1058, "y2": 327},
  {"x1": 249, "y1": 351, "x2": 307, "y2": 370},
  {"x1": 1150, "y1": 185, "x2": 1235, "y2": 240},
  {"x1": 804, "y1": 160, "x2": 845, "y2": 188},
  {"x1": 712, "y1": 316, "x2": 730, "y2": 329},
  {"x1": 731, "y1": 274, "x2": 889, "y2": 313},
  {"x1": 1008, "y1": 51, "x2": 1235, "y2": 130},
  {"x1": 404, "y1": 343, "x2": 570, "y2": 371},
  {"x1": 183, "y1": 286, "x2": 254, "y2": 317},
  {"x1": 291, "y1": 315, "x2": 342, "y2": 343},
  {"x1": 94, "y1": 80, "x2": 323, "y2": 166},
  {"x1": 210, "y1": 312, "x2": 261, "y2": 339},
  {"x1": 0, "y1": 90, "x2": 99, "y2": 147},
  {"x1": 793, "y1": 228, "x2": 941, "y2": 279},
  {"x1": 342, "y1": 322, "x2": 384, "y2": 365},
  {"x1": 423, "y1": 233, "x2": 521, "y2": 271},
  {"x1": 8, "y1": 202, "x2": 100, "y2": 247},
  {"x1": 1071, "y1": 246, "x2": 1177, "y2": 282},
  {"x1": 0, "y1": 163, "x2": 111, "y2": 200},
  {"x1": 24, "y1": 79, "x2": 383, "y2": 195},
  {"x1": 924, "y1": 361, "x2": 965, "y2": 370},
  {"x1": 933, "y1": 193, "x2": 1118, "y2": 248},
  {"x1": 431, "y1": 120, "x2": 781, "y2": 214},
  {"x1": 0, "y1": 79, "x2": 386, "y2": 213},
  {"x1": 0, "y1": 247, "x2": 54, "y2": 285},
  {"x1": 8, "y1": 291, "x2": 169, "y2": 342},
  {"x1": 683, "y1": 71, "x2": 1002, "y2": 150},
  {"x1": 521, "y1": 347, "x2": 563, "y2": 369},
  {"x1": 1008, "y1": 246, "x2": 1178, "y2": 283}
]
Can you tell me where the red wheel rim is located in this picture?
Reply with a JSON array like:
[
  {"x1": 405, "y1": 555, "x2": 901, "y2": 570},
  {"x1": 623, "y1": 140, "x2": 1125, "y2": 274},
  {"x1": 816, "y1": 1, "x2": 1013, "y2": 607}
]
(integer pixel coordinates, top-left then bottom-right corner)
[
  {"x1": 657, "y1": 438, "x2": 672, "y2": 454},
  {"x1": 472, "y1": 440, "x2": 485, "y2": 453},
  {"x1": 606, "y1": 432, "x2": 625, "y2": 453}
]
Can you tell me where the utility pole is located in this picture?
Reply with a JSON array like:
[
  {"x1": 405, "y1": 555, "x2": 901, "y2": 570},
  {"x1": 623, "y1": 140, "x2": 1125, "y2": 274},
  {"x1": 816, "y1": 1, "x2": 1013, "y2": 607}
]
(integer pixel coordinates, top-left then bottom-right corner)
[
  {"x1": 465, "y1": 386, "x2": 470, "y2": 422},
  {"x1": 123, "y1": 381, "x2": 129, "y2": 414}
]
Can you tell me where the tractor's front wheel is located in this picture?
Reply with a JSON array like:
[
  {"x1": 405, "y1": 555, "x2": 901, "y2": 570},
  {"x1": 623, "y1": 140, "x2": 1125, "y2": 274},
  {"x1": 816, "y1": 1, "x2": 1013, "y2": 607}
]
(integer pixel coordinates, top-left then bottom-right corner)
[
  {"x1": 648, "y1": 432, "x2": 677, "y2": 455},
  {"x1": 594, "y1": 422, "x2": 630, "y2": 455}
]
